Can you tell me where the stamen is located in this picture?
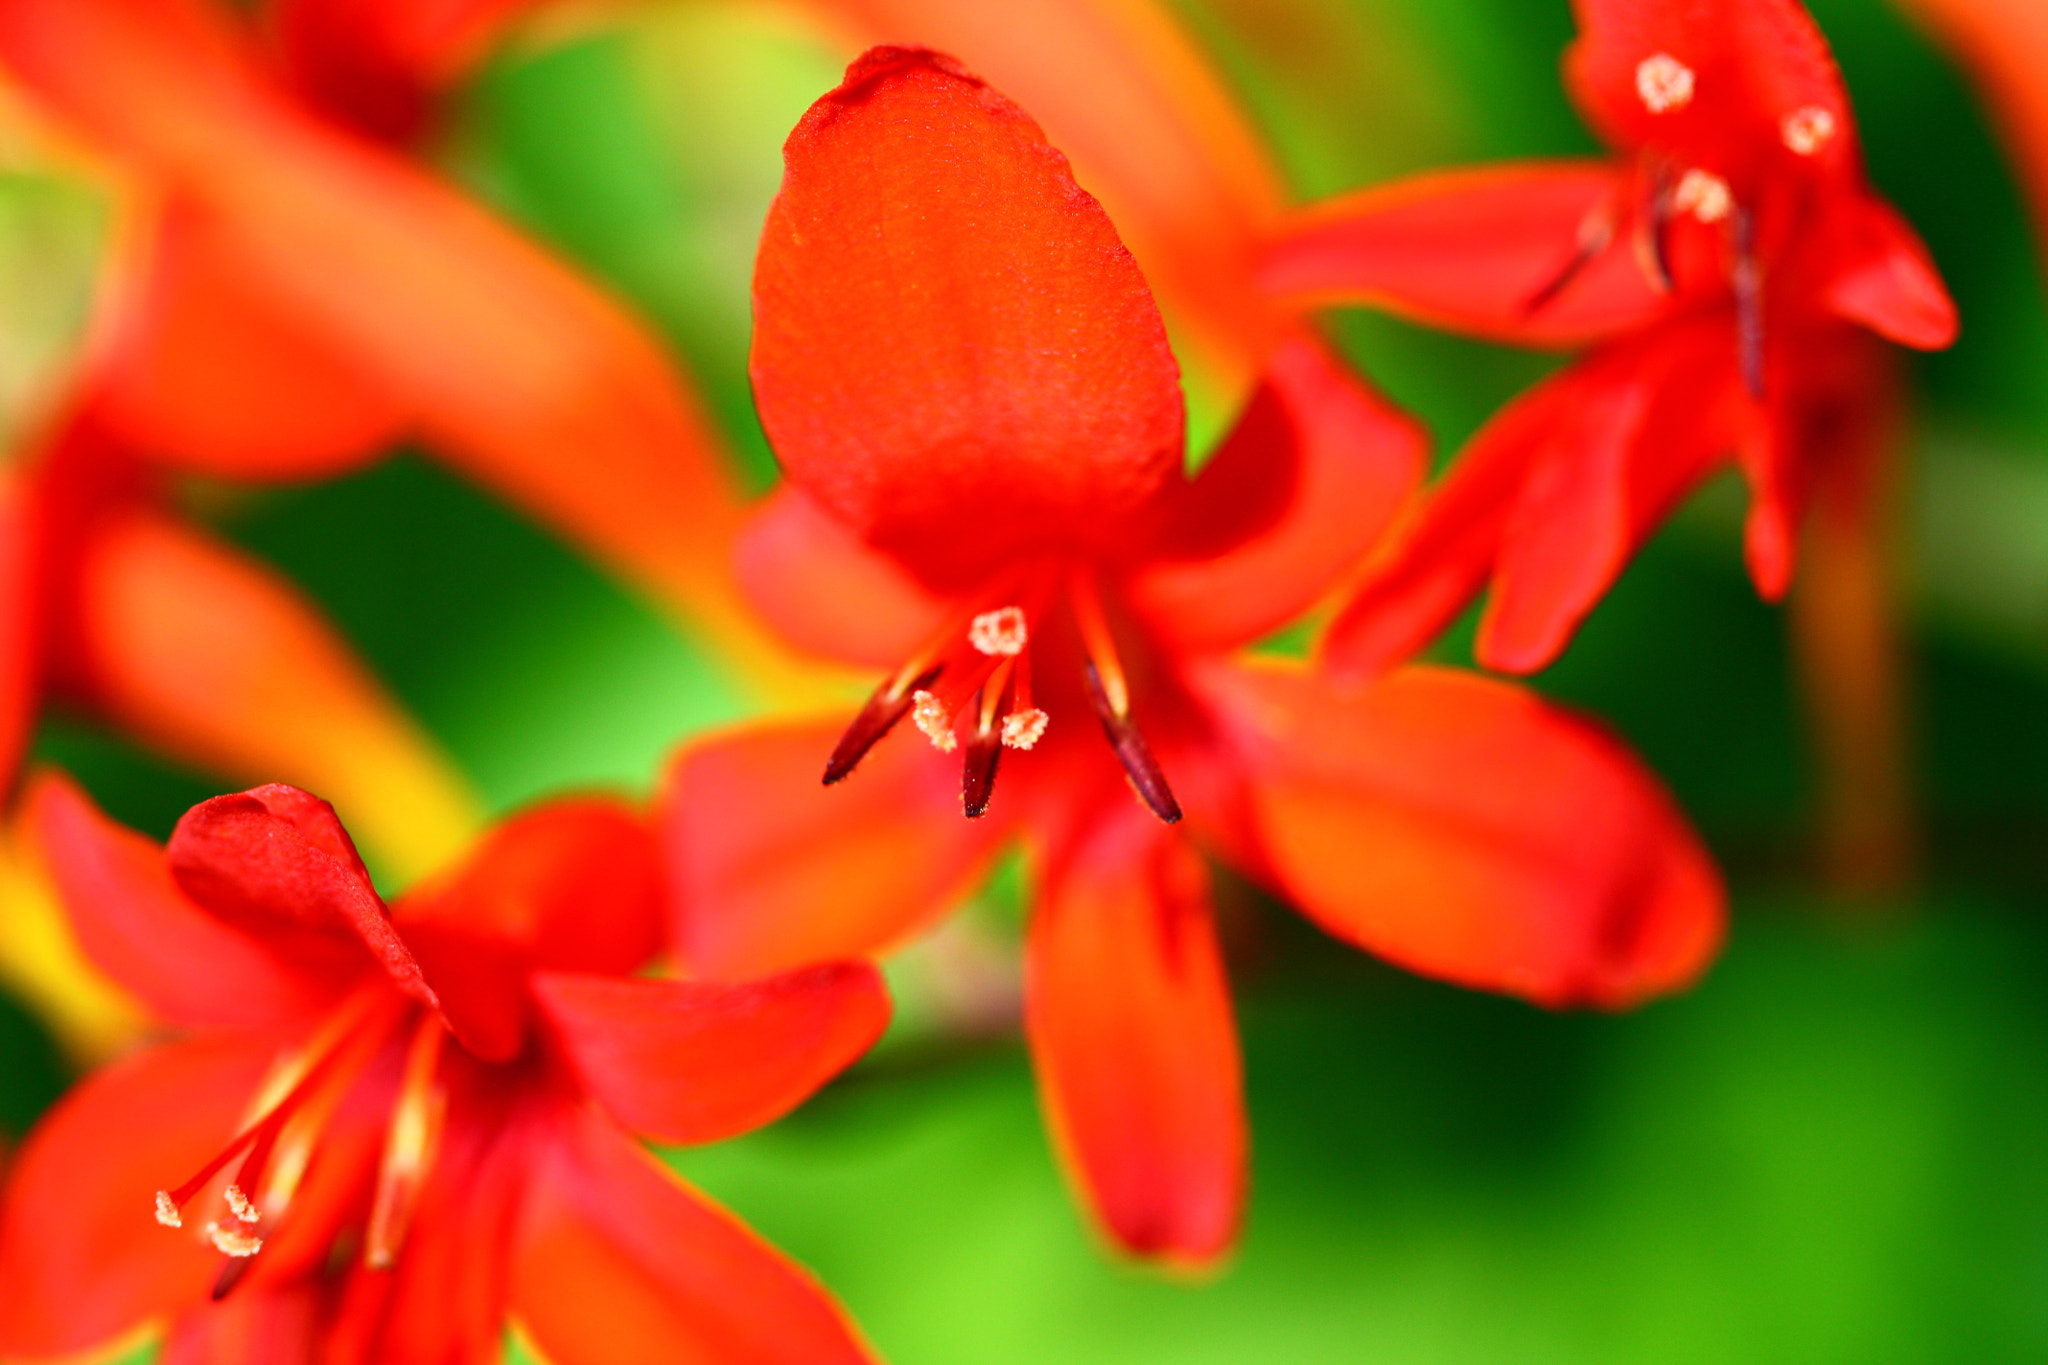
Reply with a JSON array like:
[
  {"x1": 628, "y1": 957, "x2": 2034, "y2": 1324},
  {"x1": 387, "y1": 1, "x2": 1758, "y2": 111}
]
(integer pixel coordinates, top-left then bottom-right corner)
[
  {"x1": 154, "y1": 1191, "x2": 181, "y2": 1229},
  {"x1": 1672, "y1": 168, "x2": 1732, "y2": 224},
  {"x1": 1635, "y1": 162, "x2": 1676, "y2": 294},
  {"x1": 824, "y1": 664, "x2": 943, "y2": 784},
  {"x1": 1732, "y1": 205, "x2": 1765, "y2": 398},
  {"x1": 223, "y1": 1185, "x2": 259, "y2": 1225},
  {"x1": 205, "y1": 1222, "x2": 263, "y2": 1258},
  {"x1": 1781, "y1": 105, "x2": 1836, "y2": 156},
  {"x1": 1635, "y1": 54, "x2": 1695, "y2": 114},
  {"x1": 1002, "y1": 709, "x2": 1049, "y2": 750},
  {"x1": 364, "y1": 1015, "x2": 447, "y2": 1271},
  {"x1": 968, "y1": 607, "x2": 1028, "y2": 657},
  {"x1": 911, "y1": 690, "x2": 958, "y2": 753},
  {"x1": 961, "y1": 722, "x2": 1003, "y2": 820},
  {"x1": 1521, "y1": 198, "x2": 1616, "y2": 318},
  {"x1": 1084, "y1": 664, "x2": 1182, "y2": 825}
]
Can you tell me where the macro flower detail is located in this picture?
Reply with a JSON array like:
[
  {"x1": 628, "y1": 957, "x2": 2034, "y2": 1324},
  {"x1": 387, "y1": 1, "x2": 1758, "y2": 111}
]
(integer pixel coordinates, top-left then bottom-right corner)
[
  {"x1": 1261, "y1": 0, "x2": 1960, "y2": 677},
  {"x1": 0, "y1": 774, "x2": 887, "y2": 1364},
  {"x1": 665, "y1": 46, "x2": 1726, "y2": 1267}
]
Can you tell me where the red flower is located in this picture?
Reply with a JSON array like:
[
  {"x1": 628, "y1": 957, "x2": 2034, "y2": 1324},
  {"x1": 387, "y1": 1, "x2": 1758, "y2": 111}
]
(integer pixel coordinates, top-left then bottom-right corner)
[
  {"x1": 1262, "y1": 0, "x2": 1959, "y2": 676},
  {"x1": 662, "y1": 48, "x2": 1725, "y2": 1267},
  {"x1": 0, "y1": 773, "x2": 887, "y2": 1363}
]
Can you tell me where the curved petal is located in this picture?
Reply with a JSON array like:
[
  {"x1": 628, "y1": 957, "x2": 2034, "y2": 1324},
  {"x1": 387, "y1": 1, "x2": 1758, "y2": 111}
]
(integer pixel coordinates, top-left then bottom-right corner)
[
  {"x1": 1260, "y1": 161, "x2": 1664, "y2": 346},
  {"x1": 733, "y1": 486, "x2": 952, "y2": 670},
  {"x1": 0, "y1": 1030, "x2": 276, "y2": 1360},
  {"x1": 160, "y1": 1285, "x2": 321, "y2": 1365},
  {"x1": 661, "y1": 717, "x2": 1009, "y2": 980},
  {"x1": 1126, "y1": 333, "x2": 1426, "y2": 654},
  {"x1": 751, "y1": 45, "x2": 1184, "y2": 590},
  {"x1": 1026, "y1": 802, "x2": 1242, "y2": 1266},
  {"x1": 1820, "y1": 196, "x2": 1959, "y2": 350},
  {"x1": 510, "y1": 1103, "x2": 876, "y2": 1365},
  {"x1": 1197, "y1": 658, "x2": 1725, "y2": 1008},
  {"x1": 166, "y1": 784, "x2": 434, "y2": 1006},
  {"x1": 394, "y1": 797, "x2": 663, "y2": 1063},
  {"x1": 25, "y1": 769, "x2": 330, "y2": 1028},
  {"x1": 65, "y1": 510, "x2": 479, "y2": 880},
  {"x1": 532, "y1": 963, "x2": 890, "y2": 1147}
]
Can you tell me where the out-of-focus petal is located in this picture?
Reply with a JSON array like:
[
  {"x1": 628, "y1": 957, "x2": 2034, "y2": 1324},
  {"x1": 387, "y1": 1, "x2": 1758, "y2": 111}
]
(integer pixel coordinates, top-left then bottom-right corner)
[
  {"x1": 1026, "y1": 802, "x2": 1242, "y2": 1266},
  {"x1": 510, "y1": 1103, "x2": 876, "y2": 1365},
  {"x1": 733, "y1": 486, "x2": 951, "y2": 670},
  {"x1": 532, "y1": 963, "x2": 889, "y2": 1147},
  {"x1": 0, "y1": 1031, "x2": 276, "y2": 1359},
  {"x1": 25, "y1": 769, "x2": 329, "y2": 1028},
  {"x1": 1198, "y1": 658, "x2": 1725, "y2": 1008},
  {"x1": 0, "y1": 465, "x2": 40, "y2": 785},
  {"x1": 1127, "y1": 333, "x2": 1425, "y2": 655},
  {"x1": 160, "y1": 1286, "x2": 320, "y2": 1365},
  {"x1": 662, "y1": 718, "x2": 1009, "y2": 981},
  {"x1": 1820, "y1": 196, "x2": 1959, "y2": 349},
  {"x1": 394, "y1": 797, "x2": 663, "y2": 1063},
  {"x1": 269, "y1": 0, "x2": 540, "y2": 141},
  {"x1": 751, "y1": 46, "x2": 1184, "y2": 590},
  {"x1": 1260, "y1": 161, "x2": 1664, "y2": 346},
  {"x1": 64, "y1": 510, "x2": 479, "y2": 880}
]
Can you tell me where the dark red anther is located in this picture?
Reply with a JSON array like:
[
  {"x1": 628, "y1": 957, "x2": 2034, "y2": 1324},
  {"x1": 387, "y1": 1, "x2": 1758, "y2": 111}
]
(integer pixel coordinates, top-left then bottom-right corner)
[
  {"x1": 1083, "y1": 664, "x2": 1182, "y2": 825},
  {"x1": 823, "y1": 664, "x2": 943, "y2": 785}
]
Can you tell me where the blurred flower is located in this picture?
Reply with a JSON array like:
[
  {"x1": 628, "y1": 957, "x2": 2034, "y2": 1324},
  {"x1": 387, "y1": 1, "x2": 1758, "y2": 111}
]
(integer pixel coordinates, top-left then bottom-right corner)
[
  {"x1": 1263, "y1": 0, "x2": 1958, "y2": 677},
  {"x1": 0, "y1": 772, "x2": 887, "y2": 1363},
  {"x1": 661, "y1": 48, "x2": 1725, "y2": 1269}
]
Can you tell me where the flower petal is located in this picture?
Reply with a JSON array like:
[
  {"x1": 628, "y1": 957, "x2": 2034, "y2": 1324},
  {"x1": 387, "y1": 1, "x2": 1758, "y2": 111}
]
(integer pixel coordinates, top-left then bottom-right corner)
[
  {"x1": 394, "y1": 798, "x2": 663, "y2": 1063},
  {"x1": 1820, "y1": 196, "x2": 1959, "y2": 350},
  {"x1": 1026, "y1": 802, "x2": 1243, "y2": 1266},
  {"x1": 510, "y1": 1103, "x2": 875, "y2": 1365},
  {"x1": 532, "y1": 963, "x2": 890, "y2": 1147},
  {"x1": 160, "y1": 1286, "x2": 320, "y2": 1365},
  {"x1": 166, "y1": 783, "x2": 434, "y2": 1006},
  {"x1": 1198, "y1": 658, "x2": 1725, "y2": 1008},
  {"x1": 24, "y1": 769, "x2": 330, "y2": 1028},
  {"x1": 733, "y1": 486, "x2": 951, "y2": 669},
  {"x1": 0, "y1": 1031, "x2": 276, "y2": 1359},
  {"x1": 751, "y1": 45, "x2": 1184, "y2": 590},
  {"x1": 662, "y1": 718, "x2": 1009, "y2": 980},
  {"x1": 1260, "y1": 161, "x2": 1663, "y2": 346},
  {"x1": 65, "y1": 509, "x2": 479, "y2": 880},
  {"x1": 269, "y1": 0, "x2": 535, "y2": 140},
  {"x1": 1126, "y1": 333, "x2": 1426, "y2": 655},
  {"x1": 0, "y1": 466, "x2": 41, "y2": 785}
]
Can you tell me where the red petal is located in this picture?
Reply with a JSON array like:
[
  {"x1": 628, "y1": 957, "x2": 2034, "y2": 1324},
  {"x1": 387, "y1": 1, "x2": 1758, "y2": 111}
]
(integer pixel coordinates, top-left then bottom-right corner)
[
  {"x1": 661, "y1": 718, "x2": 1008, "y2": 980},
  {"x1": 733, "y1": 487, "x2": 951, "y2": 669},
  {"x1": 532, "y1": 963, "x2": 890, "y2": 1146},
  {"x1": 25, "y1": 770, "x2": 331, "y2": 1028},
  {"x1": 1259, "y1": 162, "x2": 1664, "y2": 346},
  {"x1": 393, "y1": 798, "x2": 663, "y2": 1062},
  {"x1": 89, "y1": 203, "x2": 407, "y2": 480},
  {"x1": 65, "y1": 510, "x2": 478, "y2": 880},
  {"x1": 1126, "y1": 333, "x2": 1426, "y2": 654},
  {"x1": 269, "y1": 0, "x2": 538, "y2": 140},
  {"x1": 751, "y1": 46, "x2": 1184, "y2": 590},
  {"x1": 1821, "y1": 197, "x2": 1959, "y2": 350},
  {"x1": 1198, "y1": 659, "x2": 1725, "y2": 1008},
  {"x1": 166, "y1": 784, "x2": 434, "y2": 1005},
  {"x1": 159, "y1": 1286, "x2": 320, "y2": 1365},
  {"x1": 1026, "y1": 802, "x2": 1243, "y2": 1265},
  {"x1": 510, "y1": 1104, "x2": 875, "y2": 1365},
  {"x1": 0, "y1": 1031, "x2": 275, "y2": 1358},
  {"x1": 0, "y1": 467, "x2": 41, "y2": 785}
]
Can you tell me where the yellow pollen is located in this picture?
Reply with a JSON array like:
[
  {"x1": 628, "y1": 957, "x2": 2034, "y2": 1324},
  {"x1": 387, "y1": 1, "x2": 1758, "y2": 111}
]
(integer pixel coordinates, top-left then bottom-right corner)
[
  {"x1": 223, "y1": 1184, "x2": 260, "y2": 1225},
  {"x1": 1781, "y1": 106, "x2": 1836, "y2": 155},
  {"x1": 1673, "y1": 168, "x2": 1732, "y2": 223},
  {"x1": 1001, "y1": 709, "x2": 1049, "y2": 751},
  {"x1": 205, "y1": 1222, "x2": 263, "y2": 1257},
  {"x1": 153, "y1": 1191, "x2": 181, "y2": 1229},
  {"x1": 911, "y1": 691, "x2": 958, "y2": 752},
  {"x1": 1635, "y1": 54, "x2": 1695, "y2": 114},
  {"x1": 968, "y1": 607, "x2": 1028, "y2": 657}
]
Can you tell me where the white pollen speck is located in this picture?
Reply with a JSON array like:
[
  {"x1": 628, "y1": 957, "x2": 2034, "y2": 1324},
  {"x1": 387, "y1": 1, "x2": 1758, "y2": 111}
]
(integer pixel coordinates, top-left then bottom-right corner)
[
  {"x1": 968, "y1": 607, "x2": 1029, "y2": 657},
  {"x1": 154, "y1": 1191, "x2": 181, "y2": 1229},
  {"x1": 224, "y1": 1184, "x2": 260, "y2": 1225},
  {"x1": 911, "y1": 691, "x2": 958, "y2": 752},
  {"x1": 206, "y1": 1222, "x2": 263, "y2": 1257},
  {"x1": 1672, "y1": 168, "x2": 1732, "y2": 223},
  {"x1": 1781, "y1": 105, "x2": 1836, "y2": 155},
  {"x1": 1000, "y1": 709, "x2": 1050, "y2": 751},
  {"x1": 1635, "y1": 54, "x2": 1695, "y2": 114}
]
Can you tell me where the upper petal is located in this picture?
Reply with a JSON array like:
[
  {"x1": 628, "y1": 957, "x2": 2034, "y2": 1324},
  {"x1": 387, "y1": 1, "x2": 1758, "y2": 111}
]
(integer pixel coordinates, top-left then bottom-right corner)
[
  {"x1": 532, "y1": 963, "x2": 890, "y2": 1147},
  {"x1": 1026, "y1": 801, "x2": 1243, "y2": 1266},
  {"x1": 1197, "y1": 658, "x2": 1725, "y2": 1008},
  {"x1": 1260, "y1": 161, "x2": 1665, "y2": 347},
  {"x1": 510, "y1": 1103, "x2": 876, "y2": 1365},
  {"x1": 750, "y1": 46, "x2": 1185, "y2": 590},
  {"x1": 661, "y1": 717, "x2": 1010, "y2": 980},
  {"x1": 1125, "y1": 333, "x2": 1426, "y2": 655}
]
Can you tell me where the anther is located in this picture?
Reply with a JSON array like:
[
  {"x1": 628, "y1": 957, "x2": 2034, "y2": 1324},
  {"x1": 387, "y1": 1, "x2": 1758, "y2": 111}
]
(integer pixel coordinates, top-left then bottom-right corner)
[
  {"x1": 1635, "y1": 54, "x2": 1695, "y2": 114},
  {"x1": 1781, "y1": 106, "x2": 1835, "y2": 156},
  {"x1": 911, "y1": 690, "x2": 958, "y2": 753},
  {"x1": 1084, "y1": 664, "x2": 1182, "y2": 825},
  {"x1": 1001, "y1": 709, "x2": 1049, "y2": 750},
  {"x1": 824, "y1": 664, "x2": 943, "y2": 784},
  {"x1": 961, "y1": 723, "x2": 1003, "y2": 819},
  {"x1": 154, "y1": 1191, "x2": 181, "y2": 1229},
  {"x1": 1673, "y1": 168, "x2": 1732, "y2": 224},
  {"x1": 1522, "y1": 200, "x2": 1617, "y2": 318},
  {"x1": 205, "y1": 1222, "x2": 263, "y2": 1258},
  {"x1": 223, "y1": 1185, "x2": 259, "y2": 1225},
  {"x1": 968, "y1": 607, "x2": 1028, "y2": 657},
  {"x1": 1732, "y1": 204, "x2": 1765, "y2": 398},
  {"x1": 1637, "y1": 162, "x2": 1677, "y2": 294}
]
